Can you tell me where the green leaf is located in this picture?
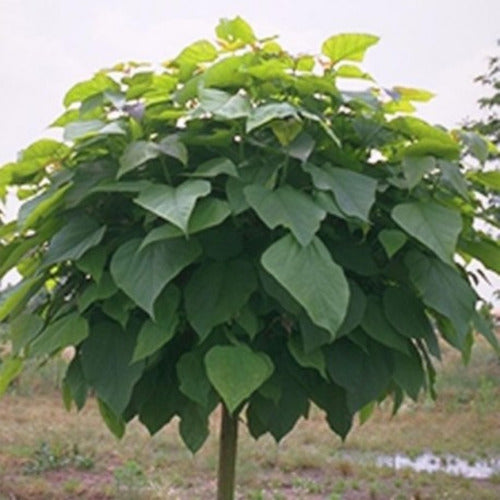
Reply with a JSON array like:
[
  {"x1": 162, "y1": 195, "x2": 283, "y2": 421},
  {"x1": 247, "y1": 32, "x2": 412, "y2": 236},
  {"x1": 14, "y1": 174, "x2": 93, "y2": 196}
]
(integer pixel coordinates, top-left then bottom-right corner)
[
  {"x1": 185, "y1": 260, "x2": 258, "y2": 340},
  {"x1": 473, "y1": 312, "x2": 500, "y2": 354},
  {"x1": 9, "y1": 313, "x2": 44, "y2": 355},
  {"x1": 392, "y1": 345, "x2": 425, "y2": 400},
  {"x1": 198, "y1": 88, "x2": 251, "y2": 119},
  {"x1": 361, "y1": 297, "x2": 410, "y2": 354},
  {"x1": 0, "y1": 357, "x2": 23, "y2": 397},
  {"x1": 392, "y1": 201, "x2": 462, "y2": 265},
  {"x1": 337, "y1": 281, "x2": 367, "y2": 337},
  {"x1": 141, "y1": 198, "x2": 231, "y2": 247},
  {"x1": 117, "y1": 141, "x2": 161, "y2": 178},
  {"x1": 30, "y1": 313, "x2": 88, "y2": 357},
  {"x1": 178, "y1": 401, "x2": 211, "y2": 453},
  {"x1": 406, "y1": 251, "x2": 476, "y2": 340},
  {"x1": 287, "y1": 132, "x2": 316, "y2": 163},
  {"x1": 438, "y1": 161, "x2": 469, "y2": 199},
  {"x1": 322, "y1": 33, "x2": 379, "y2": 64},
  {"x1": 378, "y1": 229, "x2": 407, "y2": 258},
  {"x1": 404, "y1": 139, "x2": 460, "y2": 160},
  {"x1": 44, "y1": 215, "x2": 106, "y2": 266},
  {"x1": 98, "y1": 399, "x2": 126, "y2": 439},
  {"x1": 158, "y1": 135, "x2": 188, "y2": 166},
  {"x1": 458, "y1": 130, "x2": 489, "y2": 162},
  {"x1": 18, "y1": 185, "x2": 71, "y2": 230},
  {"x1": 203, "y1": 55, "x2": 251, "y2": 88},
  {"x1": 10, "y1": 140, "x2": 70, "y2": 181},
  {"x1": 305, "y1": 164, "x2": 377, "y2": 221},
  {"x1": 110, "y1": 237, "x2": 200, "y2": 318},
  {"x1": 76, "y1": 246, "x2": 108, "y2": 283},
  {"x1": 271, "y1": 119, "x2": 303, "y2": 146},
  {"x1": 63, "y1": 357, "x2": 88, "y2": 410},
  {"x1": 177, "y1": 350, "x2": 213, "y2": 407},
  {"x1": 205, "y1": 344, "x2": 274, "y2": 413},
  {"x1": 288, "y1": 336, "x2": 327, "y2": 378},
  {"x1": 216, "y1": 16, "x2": 256, "y2": 47},
  {"x1": 335, "y1": 64, "x2": 373, "y2": 80},
  {"x1": 262, "y1": 234, "x2": 349, "y2": 337},
  {"x1": 63, "y1": 120, "x2": 107, "y2": 141},
  {"x1": 459, "y1": 236, "x2": 500, "y2": 274},
  {"x1": 393, "y1": 86, "x2": 435, "y2": 102},
  {"x1": 77, "y1": 273, "x2": 118, "y2": 312},
  {"x1": 470, "y1": 170, "x2": 500, "y2": 191},
  {"x1": 326, "y1": 338, "x2": 392, "y2": 413},
  {"x1": 246, "y1": 103, "x2": 298, "y2": 133},
  {"x1": 0, "y1": 276, "x2": 44, "y2": 322},
  {"x1": 244, "y1": 185, "x2": 326, "y2": 246},
  {"x1": 188, "y1": 157, "x2": 238, "y2": 178},
  {"x1": 64, "y1": 73, "x2": 119, "y2": 107},
  {"x1": 80, "y1": 321, "x2": 144, "y2": 415},
  {"x1": 383, "y1": 287, "x2": 434, "y2": 339},
  {"x1": 400, "y1": 156, "x2": 435, "y2": 190},
  {"x1": 131, "y1": 285, "x2": 180, "y2": 362},
  {"x1": 173, "y1": 40, "x2": 218, "y2": 80},
  {"x1": 134, "y1": 180, "x2": 211, "y2": 234},
  {"x1": 101, "y1": 292, "x2": 134, "y2": 328}
]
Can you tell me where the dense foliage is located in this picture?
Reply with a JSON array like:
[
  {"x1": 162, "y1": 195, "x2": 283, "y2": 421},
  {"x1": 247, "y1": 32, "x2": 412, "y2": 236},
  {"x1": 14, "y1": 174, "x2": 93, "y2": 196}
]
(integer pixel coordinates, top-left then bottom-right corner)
[{"x1": 0, "y1": 18, "x2": 499, "y2": 453}]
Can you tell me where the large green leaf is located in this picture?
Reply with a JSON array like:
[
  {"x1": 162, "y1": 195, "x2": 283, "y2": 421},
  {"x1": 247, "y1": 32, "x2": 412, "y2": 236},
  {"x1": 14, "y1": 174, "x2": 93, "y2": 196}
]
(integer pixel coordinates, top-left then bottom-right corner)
[
  {"x1": 30, "y1": 313, "x2": 89, "y2": 357},
  {"x1": 110, "y1": 237, "x2": 201, "y2": 317},
  {"x1": 198, "y1": 88, "x2": 251, "y2": 119},
  {"x1": 459, "y1": 236, "x2": 500, "y2": 274},
  {"x1": 0, "y1": 277, "x2": 44, "y2": 322},
  {"x1": 8, "y1": 139, "x2": 70, "y2": 182},
  {"x1": 173, "y1": 40, "x2": 218, "y2": 80},
  {"x1": 244, "y1": 185, "x2": 326, "y2": 246},
  {"x1": 383, "y1": 287, "x2": 434, "y2": 339},
  {"x1": 0, "y1": 357, "x2": 23, "y2": 397},
  {"x1": 117, "y1": 141, "x2": 161, "y2": 178},
  {"x1": 205, "y1": 344, "x2": 274, "y2": 413},
  {"x1": 406, "y1": 251, "x2": 476, "y2": 340},
  {"x1": 361, "y1": 297, "x2": 410, "y2": 354},
  {"x1": 246, "y1": 103, "x2": 298, "y2": 133},
  {"x1": 326, "y1": 338, "x2": 392, "y2": 413},
  {"x1": 80, "y1": 321, "x2": 144, "y2": 415},
  {"x1": 216, "y1": 16, "x2": 256, "y2": 47},
  {"x1": 44, "y1": 215, "x2": 106, "y2": 266},
  {"x1": 392, "y1": 346, "x2": 425, "y2": 401},
  {"x1": 184, "y1": 260, "x2": 258, "y2": 339},
  {"x1": 9, "y1": 313, "x2": 44, "y2": 355},
  {"x1": 305, "y1": 164, "x2": 377, "y2": 221},
  {"x1": 322, "y1": 33, "x2": 379, "y2": 64},
  {"x1": 131, "y1": 285, "x2": 180, "y2": 362},
  {"x1": 77, "y1": 273, "x2": 118, "y2": 312},
  {"x1": 188, "y1": 157, "x2": 238, "y2": 178},
  {"x1": 64, "y1": 73, "x2": 119, "y2": 107},
  {"x1": 261, "y1": 234, "x2": 349, "y2": 337},
  {"x1": 392, "y1": 201, "x2": 462, "y2": 265},
  {"x1": 177, "y1": 349, "x2": 213, "y2": 407},
  {"x1": 135, "y1": 180, "x2": 211, "y2": 234},
  {"x1": 470, "y1": 170, "x2": 500, "y2": 191},
  {"x1": 141, "y1": 198, "x2": 231, "y2": 247}
]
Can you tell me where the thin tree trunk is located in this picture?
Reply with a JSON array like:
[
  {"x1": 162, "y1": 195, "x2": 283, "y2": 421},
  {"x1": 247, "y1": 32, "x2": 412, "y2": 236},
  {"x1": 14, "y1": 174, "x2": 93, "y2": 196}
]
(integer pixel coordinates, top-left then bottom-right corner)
[{"x1": 217, "y1": 404, "x2": 238, "y2": 500}]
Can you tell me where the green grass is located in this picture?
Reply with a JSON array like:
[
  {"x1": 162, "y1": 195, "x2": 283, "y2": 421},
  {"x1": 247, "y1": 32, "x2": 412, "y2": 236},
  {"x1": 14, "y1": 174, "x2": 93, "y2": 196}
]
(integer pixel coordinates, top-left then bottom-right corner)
[{"x1": 0, "y1": 334, "x2": 499, "y2": 499}]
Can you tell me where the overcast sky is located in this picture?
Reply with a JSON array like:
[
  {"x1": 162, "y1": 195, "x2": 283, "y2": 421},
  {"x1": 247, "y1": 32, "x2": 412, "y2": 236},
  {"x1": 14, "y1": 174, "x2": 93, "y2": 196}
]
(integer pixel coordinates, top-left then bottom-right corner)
[{"x1": 1, "y1": 0, "x2": 499, "y2": 300}]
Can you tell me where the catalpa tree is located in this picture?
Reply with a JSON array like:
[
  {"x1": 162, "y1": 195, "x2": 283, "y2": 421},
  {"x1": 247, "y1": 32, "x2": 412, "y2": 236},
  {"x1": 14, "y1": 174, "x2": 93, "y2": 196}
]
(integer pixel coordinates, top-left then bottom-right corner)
[{"x1": 0, "y1": 17, "x2": 499, "y2": 499}]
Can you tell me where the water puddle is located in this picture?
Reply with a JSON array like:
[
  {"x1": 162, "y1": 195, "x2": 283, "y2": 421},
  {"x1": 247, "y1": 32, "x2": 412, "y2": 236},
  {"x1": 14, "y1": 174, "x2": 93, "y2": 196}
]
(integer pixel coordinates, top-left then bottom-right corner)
[{"x1": 376, "y1": 452, "x2": 500, "y2": 479}]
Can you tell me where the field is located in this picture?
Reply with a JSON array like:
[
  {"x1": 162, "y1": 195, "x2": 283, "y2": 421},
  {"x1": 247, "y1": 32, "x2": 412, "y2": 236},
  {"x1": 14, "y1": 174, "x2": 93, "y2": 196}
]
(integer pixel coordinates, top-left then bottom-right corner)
[{"x1": 1, "y1": 335, "x2": 499, "y2": 499}]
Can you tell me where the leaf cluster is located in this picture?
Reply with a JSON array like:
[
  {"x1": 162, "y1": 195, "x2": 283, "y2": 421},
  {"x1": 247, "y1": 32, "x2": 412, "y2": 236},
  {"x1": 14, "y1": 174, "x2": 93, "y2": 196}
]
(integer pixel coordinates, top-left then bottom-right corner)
[{"x1": 0, "y1": 17, "x2": 499, "y2": 452}]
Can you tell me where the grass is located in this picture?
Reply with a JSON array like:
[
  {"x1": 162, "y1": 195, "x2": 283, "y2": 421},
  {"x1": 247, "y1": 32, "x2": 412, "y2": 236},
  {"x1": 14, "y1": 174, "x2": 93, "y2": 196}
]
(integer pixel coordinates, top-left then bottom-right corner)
[{"x1": 0, "y1": 334, "x2": 499, "y2": 499}]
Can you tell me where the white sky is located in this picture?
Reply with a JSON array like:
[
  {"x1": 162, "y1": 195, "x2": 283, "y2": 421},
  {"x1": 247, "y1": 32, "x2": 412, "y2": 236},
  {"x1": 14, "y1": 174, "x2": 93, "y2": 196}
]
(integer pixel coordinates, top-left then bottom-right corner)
[{"x1": 0, "y1": 0, "x2": 499, "y2": 301}]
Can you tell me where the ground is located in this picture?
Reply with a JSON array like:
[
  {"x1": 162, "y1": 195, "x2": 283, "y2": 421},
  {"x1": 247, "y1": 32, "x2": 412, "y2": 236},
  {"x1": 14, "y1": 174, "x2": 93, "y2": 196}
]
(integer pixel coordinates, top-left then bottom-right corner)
[{"x1": 0, "y1": 335, "x2": 499, "y2": 499}]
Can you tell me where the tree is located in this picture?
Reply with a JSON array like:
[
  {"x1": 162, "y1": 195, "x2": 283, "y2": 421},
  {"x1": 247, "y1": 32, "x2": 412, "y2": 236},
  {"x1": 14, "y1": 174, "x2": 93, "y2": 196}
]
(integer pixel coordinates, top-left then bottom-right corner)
[{"x1": 0, "y1": 17, "x2": 499, "y2": 499}]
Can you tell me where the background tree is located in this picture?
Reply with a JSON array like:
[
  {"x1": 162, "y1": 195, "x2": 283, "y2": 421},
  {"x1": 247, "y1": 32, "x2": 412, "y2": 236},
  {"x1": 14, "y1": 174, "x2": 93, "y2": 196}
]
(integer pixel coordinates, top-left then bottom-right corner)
[{"x1": 0, "y1": 17, "x2": 499, "y2": 499}]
